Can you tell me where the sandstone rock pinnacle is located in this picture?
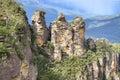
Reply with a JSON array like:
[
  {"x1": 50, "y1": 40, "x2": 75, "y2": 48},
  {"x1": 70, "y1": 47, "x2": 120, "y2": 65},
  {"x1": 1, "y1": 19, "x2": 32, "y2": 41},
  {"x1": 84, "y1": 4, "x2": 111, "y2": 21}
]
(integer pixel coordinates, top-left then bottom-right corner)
[
  {"x1": 70, "y1": 16, "x2": 85, "y2": 56},
  {"x1": 50, "y1": 14, "x2": 85, "y2": 60},
  {"x1": 31, "y1": 10, "x2": 49, "y2": 46},
  {"x1": 56, "y1": 13, "x2": 66, "y2": 22}
]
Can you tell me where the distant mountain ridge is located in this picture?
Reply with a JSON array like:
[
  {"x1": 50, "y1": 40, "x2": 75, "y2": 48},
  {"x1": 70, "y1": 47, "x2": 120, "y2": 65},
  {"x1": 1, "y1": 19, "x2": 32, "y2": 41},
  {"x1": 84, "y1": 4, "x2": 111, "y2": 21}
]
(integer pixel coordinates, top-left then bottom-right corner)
[
  {"x1": 85, "y1": 13, "x2": 120, "y2": 43},
  {"x1": 90, "y1": 13, "x2": 120, "y2": 20}
]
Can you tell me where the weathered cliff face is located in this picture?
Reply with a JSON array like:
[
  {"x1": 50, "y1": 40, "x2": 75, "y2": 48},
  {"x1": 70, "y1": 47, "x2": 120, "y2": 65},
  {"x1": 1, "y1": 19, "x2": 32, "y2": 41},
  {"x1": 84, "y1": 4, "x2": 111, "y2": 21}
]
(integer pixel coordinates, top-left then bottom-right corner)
[
  {"x1": 50, "y1": 13, "x2": 85, "y2": 60},
  {"x1": 31, "y1": 10, "x2": 49, "y2": 46},
  {"x1": 0, "y1": 3, "x2": 37, "y2": 79},
  {"x1": 76, "y1": 52, "x2": 120, "y2": 80}
]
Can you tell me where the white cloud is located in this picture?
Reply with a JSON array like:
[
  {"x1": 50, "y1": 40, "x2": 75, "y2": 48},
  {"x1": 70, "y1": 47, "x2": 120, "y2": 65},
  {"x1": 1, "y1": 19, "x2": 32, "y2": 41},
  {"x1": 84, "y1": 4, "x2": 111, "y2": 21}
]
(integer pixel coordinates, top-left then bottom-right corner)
[
  {"x1": 47, "y1": 0, "x2": 116, "y2": 15},
  {"x1": 87, "y1": 21, "x2": 111, "y2": 29},
  {"x1": 17, "y1": 0, "x2": 119, "y2": 15},
  {"x1": 18, "y1": 0, "x2": 80, "y2": 15},
  {"x1": 37, "y1": 3, "x2": 80, "y2": 15}
]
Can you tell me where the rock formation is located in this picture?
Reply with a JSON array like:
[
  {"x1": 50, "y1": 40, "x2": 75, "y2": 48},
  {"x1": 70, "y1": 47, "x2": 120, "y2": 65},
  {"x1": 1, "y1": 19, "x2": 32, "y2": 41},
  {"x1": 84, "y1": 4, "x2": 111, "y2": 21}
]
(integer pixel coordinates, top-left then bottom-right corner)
[
  {"x1": 31, "y1": 10, "x2": 49, "y2": 46},
  {"x1": 86, "y1": 37, "x2": 96, "y2": 51},
  {"x1": 76, "y1": 52, "x2": 120, "y2": 80},
  {"x1": 0, "y1": 3, "x2": 120, "y2": 79},
  {"x1": 70, "y1": 16, "x2": 85, "y2": 56},
  {"x1": 50, "y1": 13, "x2": 85, "y2": 60},
  {"x1": 0, "y1": 17, "x2": 38, "y2": 80}
]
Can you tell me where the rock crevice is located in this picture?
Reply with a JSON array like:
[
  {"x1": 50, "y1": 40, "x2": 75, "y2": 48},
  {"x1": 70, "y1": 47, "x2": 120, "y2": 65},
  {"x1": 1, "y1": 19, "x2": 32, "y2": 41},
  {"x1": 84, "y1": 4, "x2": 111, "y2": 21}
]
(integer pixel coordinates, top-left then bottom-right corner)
[{"x1": 49, "y1": 13, "x2": 85, "y2": 60}]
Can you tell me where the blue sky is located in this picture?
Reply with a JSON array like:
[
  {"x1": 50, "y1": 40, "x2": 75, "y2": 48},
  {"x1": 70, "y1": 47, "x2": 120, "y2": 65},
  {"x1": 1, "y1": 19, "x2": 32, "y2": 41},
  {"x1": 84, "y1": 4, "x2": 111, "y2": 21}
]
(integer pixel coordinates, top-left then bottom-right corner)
[{"x1": 17, "y1": 0, "x2": 120, "y2": 25}]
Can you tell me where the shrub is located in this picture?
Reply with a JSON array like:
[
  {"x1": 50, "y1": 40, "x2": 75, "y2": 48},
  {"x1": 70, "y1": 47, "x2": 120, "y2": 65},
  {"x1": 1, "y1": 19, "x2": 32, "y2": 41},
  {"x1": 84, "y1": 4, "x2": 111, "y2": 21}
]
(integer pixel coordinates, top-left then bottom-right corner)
[
  {"x1": 0, "y1": 43, "x2": 10, "y2": 58},
  {"x1": 13, "y1": 43, "x2": 24, "y2": 60}
]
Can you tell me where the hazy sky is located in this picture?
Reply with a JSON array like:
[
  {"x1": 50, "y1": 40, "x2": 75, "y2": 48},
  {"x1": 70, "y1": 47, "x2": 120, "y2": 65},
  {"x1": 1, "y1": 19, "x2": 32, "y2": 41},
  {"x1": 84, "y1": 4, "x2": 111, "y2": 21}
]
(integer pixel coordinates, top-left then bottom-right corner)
[
  {"x1": 17, "y1": 0, "x2": 120, "y2": 25},
  {"x1": 18, "y1": 0, "x2": 120, "y2": 15}
]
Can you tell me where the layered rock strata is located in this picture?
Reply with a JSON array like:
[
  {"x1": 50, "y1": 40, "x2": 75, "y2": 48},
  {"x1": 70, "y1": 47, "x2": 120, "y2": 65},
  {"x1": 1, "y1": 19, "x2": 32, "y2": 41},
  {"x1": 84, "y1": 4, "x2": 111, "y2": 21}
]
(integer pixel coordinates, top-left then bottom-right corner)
[
  {"x1": 50, "y1": 13, "x2": 85, "y2": 60},
  {"x1": 76, "y1": 52, "x2": 120, "y2": 80}
]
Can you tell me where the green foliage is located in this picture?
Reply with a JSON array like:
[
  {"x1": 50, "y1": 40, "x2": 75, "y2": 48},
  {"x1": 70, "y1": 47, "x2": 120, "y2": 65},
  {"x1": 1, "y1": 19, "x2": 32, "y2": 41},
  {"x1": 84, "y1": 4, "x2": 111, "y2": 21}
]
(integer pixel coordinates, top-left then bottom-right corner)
[
  {"x1": 0, "y1": 0, "x2": 27, "y2": 60},
  {"x1": 17, "y1": 35, "x2": 26, "y2": 45},
  {"x1": 70, "y1": 16, "x2": 84, "y2": 26},
  {"x1": 0, "y1": 18, "x2": 6, "y2": 26},
  {"x1": 111, "y1": 43, "x2": 120, "y2": 53},
  {"x1": 34, "y1": 41, "x2": 54, "y2": 58},
  {"x1": 48, "y1": 51, "x2": 97, "y2": 80},
  {"x1": 32, "y1": 50, "x2": 98, "y2": 80},
  {"x1": 33, "y1": 41, "x2": 120, "y2": 80},
  {"x1": 0, "y1": 26, "x2": 8, "y2": 35},
  {"x1": 17, "y1": 51, "x2": 25, "y2": 60},
  {"x1": 13, "y1": 43, "x2": 24, "y2": 60},
  {"x1": 37, "y1": 46, "x2": 50, "y2": 58},
  {"x1": 42, "y1": 41, "x2": 54, "y2": 50},
  {"x1": 29, "y1": 27, "x2": 39, "y2": 56},
  {"x1": 30, "y1": 27, "x2": 36, "y2": 47},
  {"x1": 0, "y1": 0, "x2": 25, "y2": 36},
  {"x1": 95, "y1": 39, "x2": 120, "y2": 54},
  {"x1": 96, "y1": 39, "x2": 112, "y2": 53},
  {"x1": 31, "y1": 56, "x2": 62, "y2": 80},
  {"x1": 0, "y1": 43, "x2": 10, "y2": 58},
  {"x1": 117, "y1": 71, "x2": 120, "y2": 77}
]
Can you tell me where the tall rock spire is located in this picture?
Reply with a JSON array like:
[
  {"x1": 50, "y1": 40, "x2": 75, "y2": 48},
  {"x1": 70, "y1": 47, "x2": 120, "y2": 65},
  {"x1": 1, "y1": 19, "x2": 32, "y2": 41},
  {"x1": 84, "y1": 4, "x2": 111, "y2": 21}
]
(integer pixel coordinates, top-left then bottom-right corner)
[
  {"x1": 31, "y1": 10, "x2": 49, "y2": 46},
  {"x1": 70, "y1": 16, "x2": 85, "y2": 55},
  {"x1": 56, "y1": 13, "x2": 66, "y2": 22},
  {"x1": 50, "y1": 13, "x2": 85, "y2": 60}
]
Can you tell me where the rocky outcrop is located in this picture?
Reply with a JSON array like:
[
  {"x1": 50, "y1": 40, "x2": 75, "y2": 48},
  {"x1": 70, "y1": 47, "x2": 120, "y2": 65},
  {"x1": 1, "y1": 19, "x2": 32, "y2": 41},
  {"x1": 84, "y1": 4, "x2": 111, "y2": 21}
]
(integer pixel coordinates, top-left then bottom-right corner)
[
  {"x1": 31, "y1": 10, "x2": 49, "y2": 46},
  {"x1": 50, "y1": 13, "x2": 85, "y2": 60},
  {"x1": 70, "y1": 16, "x2": 85, "y2": 56},
  {"x1": 0, "y1": 12, "x2": 37, "y2": 80},
  {"x1": 0, "y1": 52, "x2": 37, "y2": 80},
  {"x1": 86, "y1": 37, "x2": 96, "y2": 51},
  {"x1": 76, "y1": 52, "x2": 120, "y2": 80}
]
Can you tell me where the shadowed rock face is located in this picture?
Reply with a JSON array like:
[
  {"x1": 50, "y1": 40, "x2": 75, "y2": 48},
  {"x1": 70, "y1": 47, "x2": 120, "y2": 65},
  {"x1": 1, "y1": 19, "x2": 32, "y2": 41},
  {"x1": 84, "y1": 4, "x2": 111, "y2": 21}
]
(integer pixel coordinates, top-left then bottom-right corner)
[
  {"x1": 50, "y1": 13, "x2": 85, "y2": 60},
  {"x1": 86, "y1": 38, "x2": 96, "y2": 51},
  {"x1": 31, "y1": 10, "x2": 49, "y2": 46}
]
